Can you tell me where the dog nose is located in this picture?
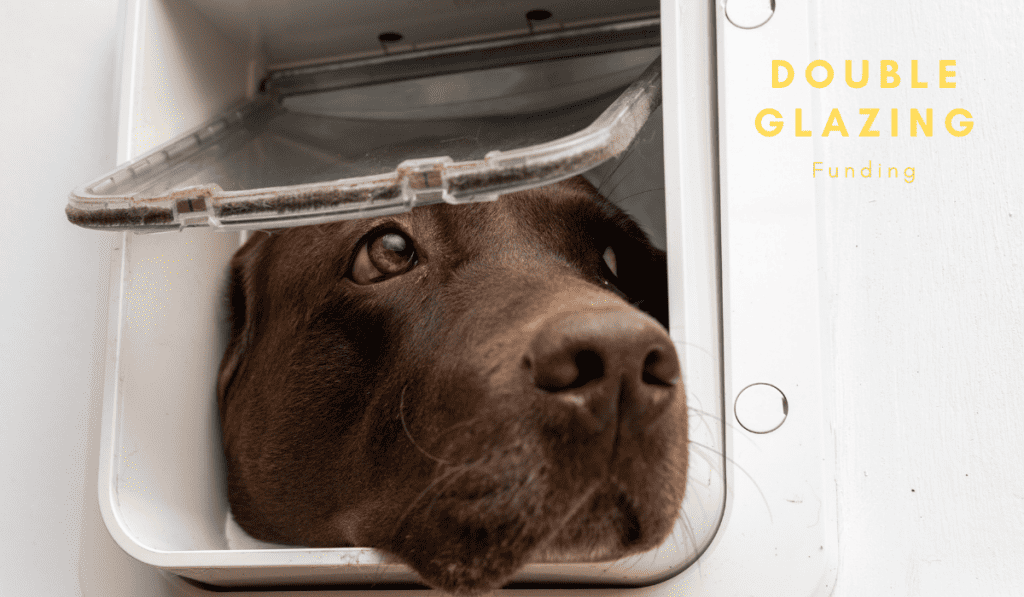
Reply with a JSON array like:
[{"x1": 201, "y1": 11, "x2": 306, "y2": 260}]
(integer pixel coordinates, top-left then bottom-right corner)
[{"x1": 527, "y1": 310, "x2": 680, "y2": 436}]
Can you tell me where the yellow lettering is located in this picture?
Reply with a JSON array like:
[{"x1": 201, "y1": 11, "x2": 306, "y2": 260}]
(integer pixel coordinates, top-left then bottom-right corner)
[
  {"x1": 861, "y1": 161, "x2": 872, "y2": 178},
  {"x1": 845, "y1": 60, "x2": 868, "y2": 88},
  {"x1": 939, "y1": 60, "x2": 957, "y2": 88},
  {"x1": 891, "y1": 108, "x2": 899, "y2": 137},
  {"x1": 795, "y1": 108, "x2": 812, "y2": 137},
  {"x1": 859, "y1": 108, "x2": 880, "y2": 137},
  {"x1": 756, "y1": 108, "x2": 784, "y2": 137},
  {"x1": 911, "y1": 60, "x2": 928, "y2": 88},
  {"x1": 945, "y1": 108, "x2": 973, "y2": 137},
  {"x1": 773, "y1": 60, "x2": 794, "y2": 88},
  {"x1": 911, "y1": 108, "x2": 933, "y2": 137},
  {"x1": 806, "y1": 60, "x2": 834, "y2": 88},
  {"x1": 822, "y1": 108, "x2": 849, "y2": 137},
  {"x1": 881, "y1": 60, "x2": 900, "y2": 88}
]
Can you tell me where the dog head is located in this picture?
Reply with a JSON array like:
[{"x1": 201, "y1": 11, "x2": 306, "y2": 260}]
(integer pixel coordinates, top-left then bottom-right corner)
[{"x1": 218, "y1": 176, "x2": 687, "y2": 595}]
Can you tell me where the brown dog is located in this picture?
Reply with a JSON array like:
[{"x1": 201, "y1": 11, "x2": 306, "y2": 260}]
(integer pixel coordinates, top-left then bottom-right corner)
[{"x1": 218, "y1": 176, "x2": 687, "y2": 595}]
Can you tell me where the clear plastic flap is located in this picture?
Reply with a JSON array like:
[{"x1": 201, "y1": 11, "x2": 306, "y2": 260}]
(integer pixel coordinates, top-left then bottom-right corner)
[{"x1": 67, "y1": 35, "x2": 661, "y2": 231}]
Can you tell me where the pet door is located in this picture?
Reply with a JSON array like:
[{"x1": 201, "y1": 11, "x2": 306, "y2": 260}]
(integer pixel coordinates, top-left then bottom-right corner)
[{"x1": 77, "y1": 0, "x2": 735, "y2": 592}]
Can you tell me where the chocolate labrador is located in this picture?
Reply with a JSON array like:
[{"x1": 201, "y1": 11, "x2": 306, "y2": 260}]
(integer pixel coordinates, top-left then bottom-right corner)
[{"x1": 218, "y1": 175, "x2": 687, "y2": 595}]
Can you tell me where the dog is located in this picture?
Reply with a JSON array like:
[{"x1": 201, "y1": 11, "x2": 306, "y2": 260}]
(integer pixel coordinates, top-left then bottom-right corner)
[{"x1": 218, "y1": 175, "x2": 688, "y2": 595}]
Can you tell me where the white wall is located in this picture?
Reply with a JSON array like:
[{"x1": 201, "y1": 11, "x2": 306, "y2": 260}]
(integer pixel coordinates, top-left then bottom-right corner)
[
  {"x1": 810, "y1": 2, "x2": 1024, "y2": 595},
  {"x1": 0, "y1": 1, "x2": 177, "y2": 595},
  {"x1": 0, "y1": 1, "x2": 1020, "y2": 596}
]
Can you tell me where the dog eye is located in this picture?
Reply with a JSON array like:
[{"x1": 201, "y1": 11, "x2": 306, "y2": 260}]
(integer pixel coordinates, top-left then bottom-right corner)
[
  {"x1": 599, "y1": 246, "x2": 630, "y2": 299},
  {"x1": 351, "y1": 230, "x2": 417, "y2": 284},
  {"x1": 602, "y1": 247, "x2": 618, "y2": 278}
]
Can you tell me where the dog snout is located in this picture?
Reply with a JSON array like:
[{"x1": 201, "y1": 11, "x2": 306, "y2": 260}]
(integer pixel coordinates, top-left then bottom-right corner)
[{"x1": 526, "y1": 309, "x2": 680, "y2": 436}]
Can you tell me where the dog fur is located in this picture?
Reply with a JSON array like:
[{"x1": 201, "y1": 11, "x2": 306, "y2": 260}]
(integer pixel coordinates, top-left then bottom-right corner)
[{"x1": 218, "y1": 176, "x2": 687, "y2": 595}]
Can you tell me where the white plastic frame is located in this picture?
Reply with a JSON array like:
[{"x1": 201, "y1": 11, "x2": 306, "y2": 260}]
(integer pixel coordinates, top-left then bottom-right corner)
[
  {"x1": 95, "y1": 0, "x2": 839, "y2": 595},
  {"x1": 666, "y1": 0, "x2": 840, "y2": 594},
  {"x1": 96, "y1": 0, "x2": 724, "y2": 591}
]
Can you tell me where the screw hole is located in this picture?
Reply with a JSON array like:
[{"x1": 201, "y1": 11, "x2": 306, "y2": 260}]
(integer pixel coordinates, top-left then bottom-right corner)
[
  {"x1": 378, "y1": 32, "x2": 403, "y2": 43},
  {"x1": 724, "y1": 0, "x2": 776, "y2": 30},
  {"x1": 734, "y1": 383, "x2": 788, "y2": 434},
  {"x1": 526, "y1": 9, "x2": 552, "y2": 21}
]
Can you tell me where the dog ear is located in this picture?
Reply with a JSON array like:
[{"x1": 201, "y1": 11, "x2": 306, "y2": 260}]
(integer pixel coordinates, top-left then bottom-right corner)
[
  {"x1": 578, "y1": 177, "x2": 670, "y2": 329},
  {"x1": 617, "y1": 240, "x2": 670, "y2": 329},
  {"x1": 218, "y1": 231, "x2": 271, "y2": 411}
]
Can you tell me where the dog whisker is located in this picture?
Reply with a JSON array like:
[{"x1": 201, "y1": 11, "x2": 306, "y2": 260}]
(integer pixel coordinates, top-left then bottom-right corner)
[
  {"x1": 598, "y1": 159, "x2": 644, "y2": 201},
  {"x1": 389, "y1": 460, "x2": 487, "y2": 545},
  {"x1": 687, "y1": 405, "x2": 759, "y2": 450},
  {"x1": 432, "y1": 413, "x2": 499, "y2": 451},
  {"x1": 392, "y1": 418, "x2": 551, "y2": 549},
  {"x1": 674, "y1": 513, "x2": 701, "y2": 556},
  {"x1": 688, "y1": 440, "x2": 772, "y2": 521},
  {"x1": 671, "y1": 338, "x2": 717, "y2": 359},
  {"x1": 687, "y1": 404, "x2": 721, "y2": 440},
  {"x1": 686, "y1": 405, "x2": 757, "y2": 453},
  {"x1": 399, "y1": 384, "x2": 452, "y2": 466},
  {"x1": 686, "y1": 441, "x2": 726, "y2": 480},
  {"x1": 687, "y1": 405, "x2": 722, "y2": 422},
  {"x1": 680, "y1": 484, "x2": 714, "y2": 535},
  {"x1": 596, "y1": 148, "x2": 640, "y2": 196},
  {"x1": 611, "y1": 188, "x2": 666, "y2": 207}
]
